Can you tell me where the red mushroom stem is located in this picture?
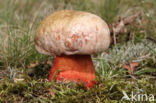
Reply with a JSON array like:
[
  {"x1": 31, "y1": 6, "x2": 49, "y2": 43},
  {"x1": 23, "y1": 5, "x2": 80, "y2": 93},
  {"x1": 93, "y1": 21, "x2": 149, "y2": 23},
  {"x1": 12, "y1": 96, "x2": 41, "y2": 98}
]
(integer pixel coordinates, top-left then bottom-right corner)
[{"x1": 48, "y1": 55, "x2": 96, "y2": 88}]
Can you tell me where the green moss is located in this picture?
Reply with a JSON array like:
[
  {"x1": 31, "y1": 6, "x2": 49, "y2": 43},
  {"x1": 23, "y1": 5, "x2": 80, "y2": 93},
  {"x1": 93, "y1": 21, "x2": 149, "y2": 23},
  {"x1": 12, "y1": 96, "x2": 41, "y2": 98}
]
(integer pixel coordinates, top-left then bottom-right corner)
[{"x1": 0, "y1": 76, "x2": 155, "y2": 102}]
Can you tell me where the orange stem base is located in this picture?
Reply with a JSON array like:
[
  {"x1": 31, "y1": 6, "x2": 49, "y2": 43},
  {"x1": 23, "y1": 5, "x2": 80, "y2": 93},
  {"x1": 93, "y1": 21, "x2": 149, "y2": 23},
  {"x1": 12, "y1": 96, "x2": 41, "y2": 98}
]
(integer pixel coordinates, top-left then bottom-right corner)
[{"x1": 48, "y1": 55, "x2": 96, "y2": 88}]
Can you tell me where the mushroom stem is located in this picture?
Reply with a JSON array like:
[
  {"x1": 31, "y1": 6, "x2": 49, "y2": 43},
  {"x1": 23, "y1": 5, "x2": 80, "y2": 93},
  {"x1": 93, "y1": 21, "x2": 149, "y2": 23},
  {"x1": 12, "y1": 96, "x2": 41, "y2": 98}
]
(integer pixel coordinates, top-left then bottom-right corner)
[{"x1": 48, "y1": 55, "x2": 96, "y2": 88}]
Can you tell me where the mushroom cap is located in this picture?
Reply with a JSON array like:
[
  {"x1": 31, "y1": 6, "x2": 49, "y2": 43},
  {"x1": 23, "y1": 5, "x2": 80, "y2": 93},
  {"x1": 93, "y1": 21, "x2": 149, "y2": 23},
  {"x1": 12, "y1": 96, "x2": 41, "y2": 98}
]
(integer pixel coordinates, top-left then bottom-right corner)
[{"x1": 35, "y1": 10, "x2": 110, "y2": 55}]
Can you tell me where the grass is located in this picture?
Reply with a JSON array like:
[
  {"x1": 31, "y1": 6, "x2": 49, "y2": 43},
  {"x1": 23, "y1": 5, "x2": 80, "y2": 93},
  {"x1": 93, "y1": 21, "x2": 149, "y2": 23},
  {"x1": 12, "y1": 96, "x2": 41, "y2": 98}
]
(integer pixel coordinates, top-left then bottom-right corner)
[{"x1": 0, "y1": 0, "x2": 156, "y2": 102}]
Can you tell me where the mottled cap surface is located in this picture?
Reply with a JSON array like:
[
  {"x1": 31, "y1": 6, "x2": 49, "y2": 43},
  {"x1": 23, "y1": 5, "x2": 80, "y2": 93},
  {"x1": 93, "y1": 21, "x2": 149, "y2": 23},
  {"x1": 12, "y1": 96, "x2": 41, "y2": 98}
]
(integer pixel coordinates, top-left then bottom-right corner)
[{"x1": 35, "y1": 10, "x2": 110, "y2": 55}]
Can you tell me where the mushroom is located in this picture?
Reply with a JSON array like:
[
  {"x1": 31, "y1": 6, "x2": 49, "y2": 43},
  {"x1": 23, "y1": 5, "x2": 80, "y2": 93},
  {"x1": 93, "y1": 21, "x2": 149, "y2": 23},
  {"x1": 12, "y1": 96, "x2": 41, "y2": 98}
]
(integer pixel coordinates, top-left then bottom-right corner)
[{"x1": 35, "y1": 10, "x2": 110, "y2": 88}]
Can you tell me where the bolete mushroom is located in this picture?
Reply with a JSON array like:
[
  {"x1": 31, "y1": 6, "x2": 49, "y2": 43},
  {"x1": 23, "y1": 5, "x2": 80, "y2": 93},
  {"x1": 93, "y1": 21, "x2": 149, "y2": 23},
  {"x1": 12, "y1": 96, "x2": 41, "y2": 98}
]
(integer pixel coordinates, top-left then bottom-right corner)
[{"x1": 35, "y1": 10, "x2": 110, "y2": 88}]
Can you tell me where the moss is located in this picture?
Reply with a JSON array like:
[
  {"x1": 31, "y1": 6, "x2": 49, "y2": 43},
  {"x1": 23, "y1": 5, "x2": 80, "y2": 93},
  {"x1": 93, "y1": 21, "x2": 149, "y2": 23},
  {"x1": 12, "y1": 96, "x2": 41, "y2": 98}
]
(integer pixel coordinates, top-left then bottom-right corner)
[{"x1": 0, "y1": 76, "x2": 155, "y2": 102}]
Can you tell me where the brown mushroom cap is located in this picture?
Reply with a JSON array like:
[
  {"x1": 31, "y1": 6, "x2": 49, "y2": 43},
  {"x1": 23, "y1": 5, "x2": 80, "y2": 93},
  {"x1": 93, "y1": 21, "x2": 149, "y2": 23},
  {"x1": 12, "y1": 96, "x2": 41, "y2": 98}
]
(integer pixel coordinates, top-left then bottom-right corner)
[{"x1": 35, "y1": 10, "x2": 110, "y2": 55}]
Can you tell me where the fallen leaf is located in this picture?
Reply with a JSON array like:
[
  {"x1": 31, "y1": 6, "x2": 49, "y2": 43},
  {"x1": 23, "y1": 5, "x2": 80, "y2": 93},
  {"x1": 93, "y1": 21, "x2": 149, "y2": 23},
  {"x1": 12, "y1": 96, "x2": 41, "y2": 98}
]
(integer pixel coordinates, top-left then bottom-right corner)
[
  {"x1": 49, "y1": 89, "x2": 55, "y2": 97},
  {"x1": 123, "y1": 62, "x2": 139, "y2": 74},
  {"x1": 28, "y1": 61, "x2": 39, "y2": 68}
]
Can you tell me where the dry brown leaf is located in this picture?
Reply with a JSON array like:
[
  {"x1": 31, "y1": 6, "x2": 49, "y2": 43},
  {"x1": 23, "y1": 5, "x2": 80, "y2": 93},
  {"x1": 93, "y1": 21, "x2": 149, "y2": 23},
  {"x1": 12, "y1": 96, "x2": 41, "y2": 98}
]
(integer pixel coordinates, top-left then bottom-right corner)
[
  {"x1": 28, "y1": 61, "x2": 39, "y2": 68},
  {"x1": 123, "y1": 62, "x2": 139, "y2": 74},
  {"x1": 49, "y1": 88, "x2": 55, "y2": 97}
]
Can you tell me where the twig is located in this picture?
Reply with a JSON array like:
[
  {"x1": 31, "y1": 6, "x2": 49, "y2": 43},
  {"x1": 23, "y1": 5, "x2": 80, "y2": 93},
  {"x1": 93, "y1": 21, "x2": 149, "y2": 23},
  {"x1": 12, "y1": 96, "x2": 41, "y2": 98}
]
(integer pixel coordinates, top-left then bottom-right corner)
[
  {"x1": 146, "y1": 37, "x2": 156, "y2": 43},
  {"x1": 111, "y1": 11, "x2": 141, "y2": 35},
  {"x1": 109, "y1": 11, "x2": 141, "y2": 45}
]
